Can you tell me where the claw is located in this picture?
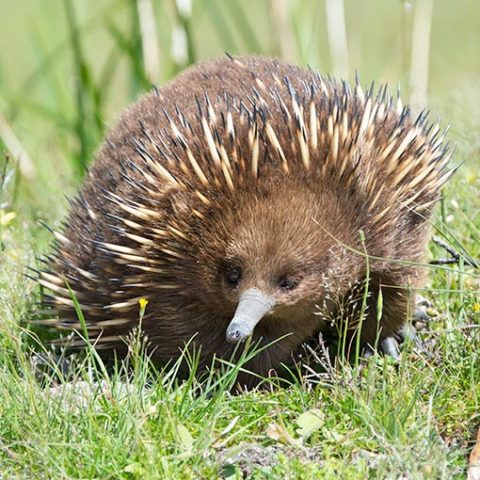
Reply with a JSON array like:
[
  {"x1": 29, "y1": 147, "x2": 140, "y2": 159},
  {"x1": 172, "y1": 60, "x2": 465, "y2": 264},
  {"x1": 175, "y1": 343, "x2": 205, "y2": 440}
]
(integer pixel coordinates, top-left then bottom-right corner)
[
  {"x1": 413, "y1": 307, "x2": 430, "y2": 321},
  {"x1": 379, "y1": 336, "x2": 400, "y2": 361},
  {"x1": 362, "y1": 345, "x2": 374, "y2": 359},
  {"x1": 415, "y1": 295, "x2": 433, "y2": 309},
  {"x1": 397, "y1": 324, "x2": 417, "y2": 343},
  {"x1": 361, "y1": 336, "x2": 401, "y2": 361},
  {"x1": 413, "y1": 294, "x2": 432, "y2": 321}
]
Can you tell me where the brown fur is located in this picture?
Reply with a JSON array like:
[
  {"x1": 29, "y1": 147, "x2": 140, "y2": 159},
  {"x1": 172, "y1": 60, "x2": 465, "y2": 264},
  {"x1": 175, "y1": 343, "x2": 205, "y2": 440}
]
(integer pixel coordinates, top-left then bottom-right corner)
[{"x1": 39, "y1": 55, "x2": 452, "y2": 384}]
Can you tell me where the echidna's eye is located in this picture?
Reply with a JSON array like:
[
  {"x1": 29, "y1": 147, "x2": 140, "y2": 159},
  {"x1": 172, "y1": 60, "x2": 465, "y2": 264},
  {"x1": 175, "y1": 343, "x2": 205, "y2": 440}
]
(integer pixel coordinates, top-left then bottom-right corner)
[
  {"x1": 278, "y1": 276, "x2": 299, "y2": 291},
  {"x1": 224, "y1": 267, "x2": 242, "y2": 288}
]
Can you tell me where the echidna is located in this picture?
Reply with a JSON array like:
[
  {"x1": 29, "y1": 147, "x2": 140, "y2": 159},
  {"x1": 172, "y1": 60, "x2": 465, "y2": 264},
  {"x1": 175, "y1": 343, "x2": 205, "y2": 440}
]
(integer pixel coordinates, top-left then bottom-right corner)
[{"x1": 38, "y1": 55, "x2": 452, "y2": 382}]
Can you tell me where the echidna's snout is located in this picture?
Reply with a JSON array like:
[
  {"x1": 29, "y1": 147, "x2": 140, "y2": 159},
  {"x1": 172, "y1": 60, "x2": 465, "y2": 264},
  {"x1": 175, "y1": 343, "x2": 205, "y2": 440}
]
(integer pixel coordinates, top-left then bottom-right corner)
[{"x1": 226, "y1": 288, "x2": 276, "y2": 343}]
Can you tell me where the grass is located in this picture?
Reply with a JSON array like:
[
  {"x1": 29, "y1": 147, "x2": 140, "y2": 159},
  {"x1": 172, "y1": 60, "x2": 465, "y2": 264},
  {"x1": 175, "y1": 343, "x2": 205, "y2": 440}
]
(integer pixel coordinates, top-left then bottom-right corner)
[{"x1": 1, "y1": 0, "x2": 480, "y2": 477}]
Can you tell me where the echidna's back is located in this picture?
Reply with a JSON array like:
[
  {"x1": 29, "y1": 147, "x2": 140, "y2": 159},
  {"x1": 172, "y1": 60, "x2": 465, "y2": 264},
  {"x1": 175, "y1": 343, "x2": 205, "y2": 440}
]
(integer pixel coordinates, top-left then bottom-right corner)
[{"x1": 66, "y1": 55, "x2": 448, "y2": 277}]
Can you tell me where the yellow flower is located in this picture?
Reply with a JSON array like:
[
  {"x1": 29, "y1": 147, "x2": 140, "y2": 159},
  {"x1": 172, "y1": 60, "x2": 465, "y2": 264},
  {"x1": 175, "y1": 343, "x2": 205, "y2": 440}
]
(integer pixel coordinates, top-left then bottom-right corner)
[
  {"x1": 0, "y1": 210, "x2": 16, "y2": 226},
  {"x1": 138, "y1": 297, "x2": 149, "y2": 323},
  {"x1": 473, "y1": 303, "x2": 480, "y2": 314},
  {"x1": 466, "y1": 170, "x2": 477, "y2": 185}
]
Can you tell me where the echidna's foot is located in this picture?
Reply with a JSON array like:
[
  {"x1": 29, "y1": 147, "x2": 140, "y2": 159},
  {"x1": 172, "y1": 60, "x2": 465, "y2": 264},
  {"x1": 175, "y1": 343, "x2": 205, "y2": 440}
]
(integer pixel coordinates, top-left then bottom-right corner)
[
  {"x1": 397, "y1": 323, "x2": 418, "y2": 343},
  {"x1": 379, "y1": 336, "x2": 400, "y2": 361},
  {"x1": 409, "y1": 294, "x2": 435, "y2": 350},
  {"x1": 361, "y1": 336, "x2": 400, "y2": 362},
  {"x1": 413, "y1": 307, "x2": 429, "y2": 321},
  {"x1": 413, "y1": 294, "x2": 433, "y2": 322},
  {"x1": 31, "y1": 352, "x2": 74, "y2": 384},
  {"x1": 360, "y1": 296, "x2": 434, "y2": 362},
  {"x1": 362, "y1": 334, "x2": 402, "y2": 362}
]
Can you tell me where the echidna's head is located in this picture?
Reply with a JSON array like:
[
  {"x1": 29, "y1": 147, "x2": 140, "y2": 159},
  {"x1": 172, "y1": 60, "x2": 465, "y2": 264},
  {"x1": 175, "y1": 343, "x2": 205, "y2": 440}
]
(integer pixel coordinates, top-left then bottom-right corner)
[{"x1": 196, "y1": 183, "x2": 358, "y2": 344}]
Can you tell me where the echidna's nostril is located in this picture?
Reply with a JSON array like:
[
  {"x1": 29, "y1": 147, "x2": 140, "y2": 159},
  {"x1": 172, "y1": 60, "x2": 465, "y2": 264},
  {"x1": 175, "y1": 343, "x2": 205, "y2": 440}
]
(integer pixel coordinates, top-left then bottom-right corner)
[{"x1": 226, "y1": 330, "x2": 244, "y2": 343}]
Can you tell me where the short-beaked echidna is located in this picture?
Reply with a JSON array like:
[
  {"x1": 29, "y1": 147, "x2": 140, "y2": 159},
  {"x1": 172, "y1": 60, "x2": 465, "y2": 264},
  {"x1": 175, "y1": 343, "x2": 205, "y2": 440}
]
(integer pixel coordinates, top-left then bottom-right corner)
[{"x1": 39, "y1": 55, "x2": 452, "y2": 382}]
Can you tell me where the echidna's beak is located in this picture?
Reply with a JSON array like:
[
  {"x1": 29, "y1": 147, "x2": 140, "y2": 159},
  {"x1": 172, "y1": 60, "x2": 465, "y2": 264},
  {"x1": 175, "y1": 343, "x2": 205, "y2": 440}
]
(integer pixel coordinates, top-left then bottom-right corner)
[{"x1": 226, "y1": 288, "x2": 276, "y2": 343}]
